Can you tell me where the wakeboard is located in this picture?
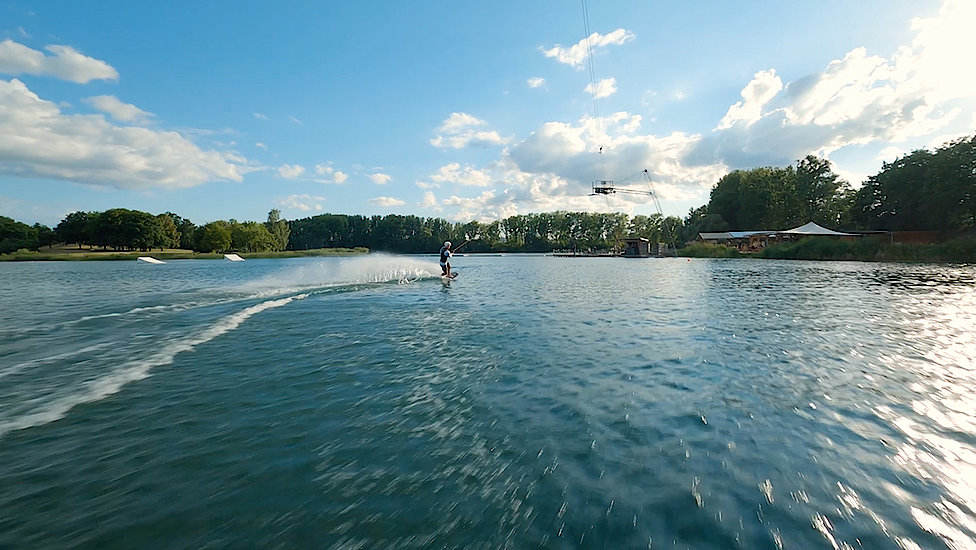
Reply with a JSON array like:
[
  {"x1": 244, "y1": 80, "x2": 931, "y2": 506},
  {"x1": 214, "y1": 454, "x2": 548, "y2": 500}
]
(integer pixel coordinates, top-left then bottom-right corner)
[{"x1": 441, "y1": 272, "x2": 459, "y2": 280}]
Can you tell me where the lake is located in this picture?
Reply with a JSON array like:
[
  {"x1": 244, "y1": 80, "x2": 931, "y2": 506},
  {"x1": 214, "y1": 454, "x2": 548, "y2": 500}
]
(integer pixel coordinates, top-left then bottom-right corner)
[{"x1": 1, "y1": 255, "x2": 975, "y2": 548}]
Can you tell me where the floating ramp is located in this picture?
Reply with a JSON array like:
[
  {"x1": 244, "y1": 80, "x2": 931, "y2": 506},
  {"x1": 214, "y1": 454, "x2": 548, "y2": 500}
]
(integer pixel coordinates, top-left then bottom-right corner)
[
  {"x1": 137, "y1": 256, "x2": 165, "y2": 264},
  {"x1": 224, "y1": 254, "x2": 245, "y2": 262}
]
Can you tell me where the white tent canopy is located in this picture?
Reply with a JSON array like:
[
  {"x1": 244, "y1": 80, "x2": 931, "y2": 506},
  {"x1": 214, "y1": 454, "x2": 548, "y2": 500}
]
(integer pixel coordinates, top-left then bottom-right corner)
[{"x1": 781, "y1": 222, "x2": 857, "y2": 236}]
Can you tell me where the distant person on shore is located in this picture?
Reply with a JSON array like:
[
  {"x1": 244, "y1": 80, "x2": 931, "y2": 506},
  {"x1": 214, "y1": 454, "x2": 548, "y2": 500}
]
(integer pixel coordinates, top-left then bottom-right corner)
[{"x1": 439, "y1": 241, "x2": 453, "y2": 277}]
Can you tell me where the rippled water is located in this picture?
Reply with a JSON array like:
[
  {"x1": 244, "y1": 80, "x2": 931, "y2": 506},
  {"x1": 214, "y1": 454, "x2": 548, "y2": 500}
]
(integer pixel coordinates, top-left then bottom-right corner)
[{"x1": 1, "y1": 255, "x2": 975, "y2": 548}]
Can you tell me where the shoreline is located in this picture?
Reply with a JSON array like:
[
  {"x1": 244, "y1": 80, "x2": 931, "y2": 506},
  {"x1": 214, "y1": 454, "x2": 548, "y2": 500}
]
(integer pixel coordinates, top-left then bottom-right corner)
[{"x1": 0, "y1": 247, "x2": 370, "y2": 262}]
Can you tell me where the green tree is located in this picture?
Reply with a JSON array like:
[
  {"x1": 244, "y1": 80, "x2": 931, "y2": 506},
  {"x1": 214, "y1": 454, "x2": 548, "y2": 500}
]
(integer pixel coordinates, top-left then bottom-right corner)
[
  {"x1": 161, "y1": 212, "x2": 196, "y2": 249},
  {"x1": 231, "y1": 221, "x2": 275, "y2": 252},
  {"x1": 266, "y1": 209, "x2": 290, "y2": 251},
  {"x1": 56, "y1": 211, "x2": 93, "y2": 249},
  {"x1": 155, "y1": 214, "x2": 181, "y2": 250},
  {"x1": 34, "y1": 223, "x2": 58, "y2": 248},
  {"x1": 196, "y1": 221, "x2": 232, "y2": 253},
  {"x1": 792, "y1": 155, "x2": 848, "y2": 226},
  {"x1": 0, "y1": 216, "x2": 40, "y2": 254}
]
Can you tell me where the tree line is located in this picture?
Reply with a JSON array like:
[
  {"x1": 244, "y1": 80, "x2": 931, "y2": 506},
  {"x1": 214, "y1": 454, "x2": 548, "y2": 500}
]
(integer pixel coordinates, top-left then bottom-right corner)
[
  {"x1": 3, "y1": 133, "x2": 973, "y2": 256},
  {"x1": 685, "y1": 135, "x2": 976, "y2": 237},
  {"x1": 0, "y1": 209, "x2": 290, "y2": 255},
  {"x1": 287, "y1": 211, "x2": 682, "y2": 253}
]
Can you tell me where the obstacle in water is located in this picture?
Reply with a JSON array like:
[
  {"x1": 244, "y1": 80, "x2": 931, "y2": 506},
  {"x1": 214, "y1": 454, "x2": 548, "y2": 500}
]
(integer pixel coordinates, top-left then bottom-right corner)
[
  {"x1": 137, "y1": 256, "x2": 165, "y2": 264},
  {"x1": 224, "y1": 254, "x2": 245, "y2": 262}
]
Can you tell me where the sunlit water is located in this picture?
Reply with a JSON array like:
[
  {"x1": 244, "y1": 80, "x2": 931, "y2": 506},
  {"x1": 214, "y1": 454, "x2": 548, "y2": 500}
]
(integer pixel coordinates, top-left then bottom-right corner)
[{"x1": 1, "y1": 255, "x2": 975, "y2": 549}]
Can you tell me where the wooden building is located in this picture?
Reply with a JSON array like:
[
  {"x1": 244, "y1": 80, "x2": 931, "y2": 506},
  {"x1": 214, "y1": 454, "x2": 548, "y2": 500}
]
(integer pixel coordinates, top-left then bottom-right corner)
[{"x1": 621, "y1": 237, "x2": 651, "y2": 258}]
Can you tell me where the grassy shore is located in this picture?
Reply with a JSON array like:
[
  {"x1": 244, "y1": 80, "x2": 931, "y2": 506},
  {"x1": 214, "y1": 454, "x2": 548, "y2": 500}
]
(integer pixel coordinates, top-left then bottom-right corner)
[
  {"x1": 0, "y1": 245, "x2": 369, "y2": 261},
  {"x1": 679, "y1": 237, "x2": 976, "y2": 263}
]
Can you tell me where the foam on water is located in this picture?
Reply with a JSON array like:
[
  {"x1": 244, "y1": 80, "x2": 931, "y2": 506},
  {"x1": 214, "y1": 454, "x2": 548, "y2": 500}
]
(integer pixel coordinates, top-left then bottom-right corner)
[
  {"x1": 0, "y1": 342, "x2": 115, "y2": 380},
  {"x1": 238, "y1": 254, "x2": 440, "y2": 296},
  {"x1": 0, "y1": 293, "x2": 308, "y2": 438}
]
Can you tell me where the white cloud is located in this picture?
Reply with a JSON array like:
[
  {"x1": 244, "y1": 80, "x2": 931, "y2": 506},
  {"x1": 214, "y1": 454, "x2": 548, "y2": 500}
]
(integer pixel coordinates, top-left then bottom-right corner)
[
  {"x1": 369, "y1": 196, "x2": 405, "y2": 207},
  {"x1": 425, "y1": 1, "x2": 976, "y2": 223},
  {"x1": 434, "y1": 110, "x2": 725, "y2": 222},
  {"x1": 876, "y1": 146, "x2": 906, "y2": 164},
  {"x1": 256, "y1": 142, "x2": 267, "y2": 150},
  {"x1": 278, "y1": 194, "x2": 325, "y2": 212},
  {"x1": 527, "y1": 77, "x2": 546, "y2": 88},
  {"x1": 541, "y1": 29, "x2": 635, "y2": 68},
  {"x1": 717, "y1": 69, "x2": 782, "y2": 130},
  {"x1": 909, "y1": 0, "x2": 976, "y2": 102},
  {"x1": 277, "y1": 164, "x2": 305, "y2": 179},
  {"x1": 688, "y1": 0, "x2": 976, "y2": 171},
  {"x1": 253, "y1": 113, "x2": 268, "y2": 120},
  {"x1": 313, "y1": 163, "x2": 348, "y2": 183},
  {"x1": 0, "y1": 40, "x2": 118, "y2": 83},
  {"x1": 0, "y1": 78, "x2": 245, "y2": 190},
  {"x1": 419, "y1": 191, "x2": 439, "y2": 210},
  {"x1": 438, "y1": 112, "x2": 482, "y2": 133},
  {"x1": 429, "y1": 162, "x2": 492, "y2": 187},
  {"x1": 289, "y1": 116, "x2": 302, "y2": 125},
  {"x1": 85, "y1": 95, "x2": 153, "y2": 123},
  {"x1": 369, "y1": 172, "x2": 392, "y2": 185},
  {"x1": 584, "y1": 77, "x2": 617, "y2": 100},
  {"x1": 430, "y1": 112, "x2": 510, "y2": 149}
]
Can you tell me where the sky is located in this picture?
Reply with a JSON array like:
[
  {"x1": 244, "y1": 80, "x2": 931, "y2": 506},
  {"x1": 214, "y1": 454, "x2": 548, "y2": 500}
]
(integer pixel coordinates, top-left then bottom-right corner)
[{"x1": 1, "y1": 0, "x2": 974, "y2": 228}]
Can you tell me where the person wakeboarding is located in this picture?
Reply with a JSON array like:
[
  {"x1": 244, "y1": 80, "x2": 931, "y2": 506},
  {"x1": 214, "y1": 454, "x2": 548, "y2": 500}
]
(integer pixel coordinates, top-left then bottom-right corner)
[{"x1": 439, "y1": 241, "x2": 453, "y2": 278}]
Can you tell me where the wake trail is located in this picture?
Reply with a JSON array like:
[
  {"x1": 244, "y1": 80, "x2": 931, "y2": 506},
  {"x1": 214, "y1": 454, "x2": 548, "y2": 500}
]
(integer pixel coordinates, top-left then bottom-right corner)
[
  {"x1": 0, "y1": 293, "x2": 308, "y2": 438},
  {"x1": 0, "y1": 342, "x2": 115, "y2": 380}
]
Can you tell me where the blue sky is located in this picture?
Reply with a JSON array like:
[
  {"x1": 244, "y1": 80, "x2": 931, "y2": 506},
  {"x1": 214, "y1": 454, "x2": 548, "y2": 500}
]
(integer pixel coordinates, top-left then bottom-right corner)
[{"x1": 1, "y1": 0, "x2": 973, "y2": 228}]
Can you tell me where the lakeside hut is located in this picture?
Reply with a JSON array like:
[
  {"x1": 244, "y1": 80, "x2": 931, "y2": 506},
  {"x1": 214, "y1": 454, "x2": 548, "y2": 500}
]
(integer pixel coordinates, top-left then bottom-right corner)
[{"x1": 621, "y1": 237, "x2": 651, "y2": 258}]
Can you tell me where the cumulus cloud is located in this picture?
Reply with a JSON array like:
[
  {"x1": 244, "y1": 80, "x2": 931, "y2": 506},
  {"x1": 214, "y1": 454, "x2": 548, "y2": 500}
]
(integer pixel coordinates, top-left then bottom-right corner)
[
  {"x1": 369, "y1": 172, "x2": 392, "y2": 185},
  {"x1": 419, "y1": 191, "x2": 439, "y2": 210},
  {"x1": 541, "y1": 29, "x2": 635, "y2": 68},
  {"x1": 431, "y1": 108, "x2": 731, "y2": 222},
  {"x1": 423, "y1": 1, "x2": 976, "y2": 223},
  {"x1": 278, "y1": 194, "x2": 325, "y2": 212},
  {"x1": 716, "y1": 70, "x2": 782, "y2": 130},
  {"x1": 0, "y1": 40, "x2": 118, "y2": 83},
  {"x1": 584, "y1": 77, "x2": 617, "y2": 100},
  {"x1": 0, "y1": 78, "x2": 245, "y2": 190},
  {"x1": 427, "y1": 162, "x2": 493, "y2": 187},
  {"x1": 510, "y1": 115, "x2": 718, "y2": 198},
  {"x1": 369, "y1": 196, "x2": 405, "y2": 207},
  {"x1": 314, "y1": 163, "x2": 348, "y2": 183},
  {"x1": 277, "y1": 164, "x2": 305, "y2": 179},
  {"x1": 689, "y1": 0, "x2": 976, "y2": 170},
  {"x1": 85, "y1": 95, "x2": 153, "y2": 123},
  {"x1": 527, "y1": 77, "x2": 546, "y2": 88},
  {"x1": 430, "y1": 112, "x2": 509, "y2": 149}
]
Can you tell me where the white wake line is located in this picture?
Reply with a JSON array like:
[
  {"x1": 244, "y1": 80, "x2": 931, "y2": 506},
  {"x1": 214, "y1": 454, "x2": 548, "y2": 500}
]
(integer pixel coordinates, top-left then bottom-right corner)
[
  {"x1": 0, "y1": 293, "x2": 308, "y2": 438},
  {"x1": 59, "y1": 291, "x2": 306, "y2": 328},
  {"x1": 0, "y1": 342, "x2": 115, "y2": 380}
]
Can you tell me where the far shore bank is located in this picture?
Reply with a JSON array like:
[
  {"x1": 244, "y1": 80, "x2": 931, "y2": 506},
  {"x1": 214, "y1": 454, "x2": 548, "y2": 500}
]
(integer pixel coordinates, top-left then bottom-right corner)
[
  {"x1": 4, "y1": 239, "x2": 976, "y2": 263},
  {"x1": 679, "y1": 238, "x2": 976, "y2": 263},
  {"x1": 0, "y1": 246, "x2": 369, "y2": 262}
]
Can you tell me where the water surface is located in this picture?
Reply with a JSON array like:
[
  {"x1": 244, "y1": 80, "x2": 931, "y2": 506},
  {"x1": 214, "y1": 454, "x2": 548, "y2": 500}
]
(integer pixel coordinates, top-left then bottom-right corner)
[{"x1": 1, "y1": 255, "x2": 975, "y2": 548}]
